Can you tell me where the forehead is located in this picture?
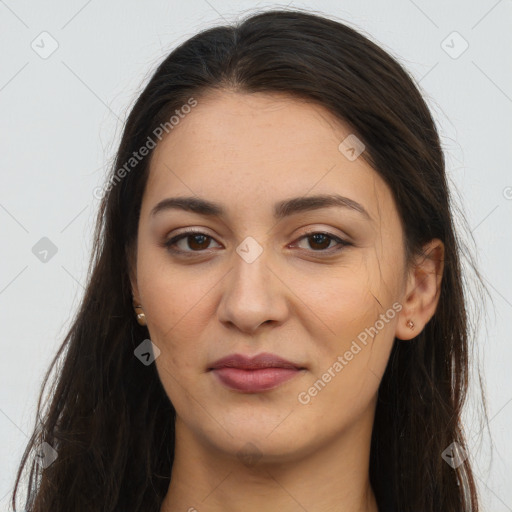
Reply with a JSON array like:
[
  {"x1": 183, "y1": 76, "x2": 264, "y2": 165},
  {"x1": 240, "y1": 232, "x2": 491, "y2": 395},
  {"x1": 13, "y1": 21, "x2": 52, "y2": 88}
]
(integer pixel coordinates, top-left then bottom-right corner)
[{"x1": 142, "y1": 91, "x2": 396, "y2": 225}]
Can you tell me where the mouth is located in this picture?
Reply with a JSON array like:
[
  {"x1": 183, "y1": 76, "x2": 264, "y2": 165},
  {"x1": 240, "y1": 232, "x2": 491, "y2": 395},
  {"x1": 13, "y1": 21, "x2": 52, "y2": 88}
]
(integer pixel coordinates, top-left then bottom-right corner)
[{"x1": 208, "y1": 352, "x2": 306, "y2": 393}]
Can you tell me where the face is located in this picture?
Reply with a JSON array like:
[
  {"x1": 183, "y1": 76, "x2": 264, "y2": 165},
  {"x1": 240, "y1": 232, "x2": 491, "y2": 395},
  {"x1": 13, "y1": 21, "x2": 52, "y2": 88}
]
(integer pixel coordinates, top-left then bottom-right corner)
[{"x1": 130, "y1": 90, "x2": 412, "y2": 463}]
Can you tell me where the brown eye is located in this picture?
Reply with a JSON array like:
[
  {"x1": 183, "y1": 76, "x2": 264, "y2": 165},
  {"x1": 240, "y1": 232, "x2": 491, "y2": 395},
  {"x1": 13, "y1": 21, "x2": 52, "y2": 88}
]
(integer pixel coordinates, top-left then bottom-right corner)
[
  {"x1": 294, "y1": 231, "x2": 349, "y2": 253},
  {"x1": 306, "y1": 233, "x2": 333, "y2": 250},
  {"x1": 164, "y1": 231, "x2": 221, "y2": 254},
  {"x1": 185, "y1": 234, "x2": 211, "y2": 250},
  {"x1": 164, "y1": 229, "x2": 350, "y2": 257}
]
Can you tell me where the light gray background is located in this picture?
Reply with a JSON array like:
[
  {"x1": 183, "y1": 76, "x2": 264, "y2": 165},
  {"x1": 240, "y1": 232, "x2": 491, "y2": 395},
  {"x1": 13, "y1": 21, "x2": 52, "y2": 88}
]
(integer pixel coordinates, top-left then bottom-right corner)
[{"x1": 1, "y1": 0, "x2": 511, "y2": 510}]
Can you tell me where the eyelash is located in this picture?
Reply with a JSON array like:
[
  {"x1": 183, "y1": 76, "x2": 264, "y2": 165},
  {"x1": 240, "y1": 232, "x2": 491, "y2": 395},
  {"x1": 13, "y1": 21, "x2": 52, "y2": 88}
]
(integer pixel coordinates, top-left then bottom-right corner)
[{"x1": 163, "y1": 229, "x2": 351, "y2": 256}]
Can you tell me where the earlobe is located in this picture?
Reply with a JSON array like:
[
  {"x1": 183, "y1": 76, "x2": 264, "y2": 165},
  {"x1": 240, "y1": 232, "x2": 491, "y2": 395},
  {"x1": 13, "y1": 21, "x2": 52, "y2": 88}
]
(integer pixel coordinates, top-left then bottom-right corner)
[
  {"x1": 130, "y1": 279, "x2": 147, "y2": 327},
  {"x1": 395, "y1": 239, "x2": 445, "y2": 341}
]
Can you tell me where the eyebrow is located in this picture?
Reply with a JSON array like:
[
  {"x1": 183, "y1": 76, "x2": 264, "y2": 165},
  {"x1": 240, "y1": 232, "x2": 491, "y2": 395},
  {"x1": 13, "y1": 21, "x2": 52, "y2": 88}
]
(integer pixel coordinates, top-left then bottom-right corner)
[{"x1": 150, "y1": 194, "x2": 371, "y2": 221}]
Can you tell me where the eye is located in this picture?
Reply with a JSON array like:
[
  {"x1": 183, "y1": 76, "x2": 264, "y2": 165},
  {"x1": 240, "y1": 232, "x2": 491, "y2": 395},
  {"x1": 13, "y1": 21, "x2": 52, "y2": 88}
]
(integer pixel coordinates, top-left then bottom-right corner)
[
  {"x1": 164, "y1": 230, "x2": 222, "y2": 254},
  {"x1": 163, "y1": 229, "x2": 350, "y2": 256},
  {"x1": 292, "y1": 231, "x2": 350, "y2": 253}
]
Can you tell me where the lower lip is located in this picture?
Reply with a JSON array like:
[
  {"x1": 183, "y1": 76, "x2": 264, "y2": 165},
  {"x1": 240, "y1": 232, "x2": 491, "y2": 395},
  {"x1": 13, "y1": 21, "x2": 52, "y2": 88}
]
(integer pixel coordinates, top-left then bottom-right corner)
[{"x1": 211, "y1": 367, "x2": 301, "y2": 392}]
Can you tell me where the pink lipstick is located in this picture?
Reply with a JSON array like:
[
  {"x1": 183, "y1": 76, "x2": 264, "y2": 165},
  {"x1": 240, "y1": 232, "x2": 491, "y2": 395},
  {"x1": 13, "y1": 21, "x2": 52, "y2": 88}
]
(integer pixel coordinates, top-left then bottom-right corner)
[{"x1": 208, "y1": 353, "x2": 304, "y2": 393}]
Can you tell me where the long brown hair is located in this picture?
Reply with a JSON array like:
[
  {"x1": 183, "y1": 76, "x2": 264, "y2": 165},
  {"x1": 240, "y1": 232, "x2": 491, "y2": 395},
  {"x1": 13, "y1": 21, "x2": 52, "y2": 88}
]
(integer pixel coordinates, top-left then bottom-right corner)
[{"x1": 12, "y1": 8, "x2": 486, "y2": 511}]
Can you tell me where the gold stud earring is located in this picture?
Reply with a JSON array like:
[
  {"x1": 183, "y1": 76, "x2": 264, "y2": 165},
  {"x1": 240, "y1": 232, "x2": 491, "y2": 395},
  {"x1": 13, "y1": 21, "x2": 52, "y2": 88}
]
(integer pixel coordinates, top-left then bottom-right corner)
[
  {"x1": 406, "y1": 319, "x2": 415, "y2": 330},
  {"x1": 134, "y1": 305, "x2": 147, "y2": 326}
]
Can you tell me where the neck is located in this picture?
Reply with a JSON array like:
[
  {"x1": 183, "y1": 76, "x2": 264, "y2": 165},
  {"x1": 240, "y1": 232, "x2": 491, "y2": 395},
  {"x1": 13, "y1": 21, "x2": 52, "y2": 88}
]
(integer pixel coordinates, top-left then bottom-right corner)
[{"x1": 160, "y1": 412, "x2": 380, "y2": 512}]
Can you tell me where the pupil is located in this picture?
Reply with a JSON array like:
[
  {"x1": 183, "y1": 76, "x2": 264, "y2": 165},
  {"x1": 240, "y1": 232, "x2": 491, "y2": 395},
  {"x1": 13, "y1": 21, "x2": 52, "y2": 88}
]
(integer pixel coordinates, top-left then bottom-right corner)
[
  {"x1": 311, "y1": 234, "x2": 329, "y2": 250},
  {"x1": 190, "y1": 235, "x2": 208, "y2": 249}
]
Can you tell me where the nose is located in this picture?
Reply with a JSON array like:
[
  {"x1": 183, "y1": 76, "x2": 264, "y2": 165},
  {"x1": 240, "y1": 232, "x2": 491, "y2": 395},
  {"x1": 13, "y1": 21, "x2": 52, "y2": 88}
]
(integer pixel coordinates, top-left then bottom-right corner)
[{"x1": 217, "y1": 248, "x2": 289, "y2": 334}]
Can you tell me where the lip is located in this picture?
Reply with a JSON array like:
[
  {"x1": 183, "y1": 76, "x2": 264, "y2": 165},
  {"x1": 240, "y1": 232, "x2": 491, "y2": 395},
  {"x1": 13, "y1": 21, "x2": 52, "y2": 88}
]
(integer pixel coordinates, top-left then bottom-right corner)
[{"x1": 208, "y1": 352, "x2": 305, "y2": 393}]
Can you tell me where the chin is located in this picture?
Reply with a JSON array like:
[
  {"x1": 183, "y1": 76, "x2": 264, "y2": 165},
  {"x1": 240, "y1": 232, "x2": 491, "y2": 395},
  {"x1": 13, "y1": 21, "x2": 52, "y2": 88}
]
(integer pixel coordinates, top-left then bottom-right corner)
[{"x1": 197, "y1": 416, "x2": 311, "y2": 463}]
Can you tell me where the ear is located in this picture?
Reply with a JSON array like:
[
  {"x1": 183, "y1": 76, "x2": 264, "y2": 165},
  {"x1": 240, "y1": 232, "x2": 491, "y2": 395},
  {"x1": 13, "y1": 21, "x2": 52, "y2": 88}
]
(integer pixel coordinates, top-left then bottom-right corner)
[{"x1": 395, "y1": 239, "x2": 445, "y2": 340}]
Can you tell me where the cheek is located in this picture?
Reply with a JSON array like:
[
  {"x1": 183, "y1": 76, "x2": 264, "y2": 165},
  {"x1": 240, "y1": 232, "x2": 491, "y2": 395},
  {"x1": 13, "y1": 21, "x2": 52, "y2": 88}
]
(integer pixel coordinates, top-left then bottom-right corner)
[
  {"x1": 296, "y1": 285, "x2": 397, "y2": 431},
  {"x1": 138, "y1": 243, "x2": 215, "y2": 326},
  {"x1": 136, "y1": 251, "x2": 204, "y2": 356},
  {"x1": 287, "y1": 256, "x2": 399, "y2": 389},
  {"x1": 288, "y1": 254, "x2": 396, "y2": 337}
]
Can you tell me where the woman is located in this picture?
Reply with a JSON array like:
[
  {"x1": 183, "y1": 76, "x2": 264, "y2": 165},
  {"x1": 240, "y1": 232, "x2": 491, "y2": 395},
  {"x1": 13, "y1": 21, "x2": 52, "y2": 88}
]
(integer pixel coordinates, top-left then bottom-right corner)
[{"x1": 12, "y1": 8, "x2": 484, "y2": 512}]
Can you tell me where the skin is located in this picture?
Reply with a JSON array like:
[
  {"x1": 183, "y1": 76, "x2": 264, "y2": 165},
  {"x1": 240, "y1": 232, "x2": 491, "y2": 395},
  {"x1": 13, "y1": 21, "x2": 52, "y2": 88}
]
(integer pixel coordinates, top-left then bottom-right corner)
[{"x1": 129, "y1": 90, "x2": 444, "y2": 512}]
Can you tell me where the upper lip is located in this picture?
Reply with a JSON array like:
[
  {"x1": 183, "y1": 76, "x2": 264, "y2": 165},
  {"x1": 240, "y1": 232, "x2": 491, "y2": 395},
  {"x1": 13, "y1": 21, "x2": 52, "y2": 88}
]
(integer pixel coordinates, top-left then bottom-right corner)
[{"x1": 208, "y1": 352, "x2": 304, "y2": 371}]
